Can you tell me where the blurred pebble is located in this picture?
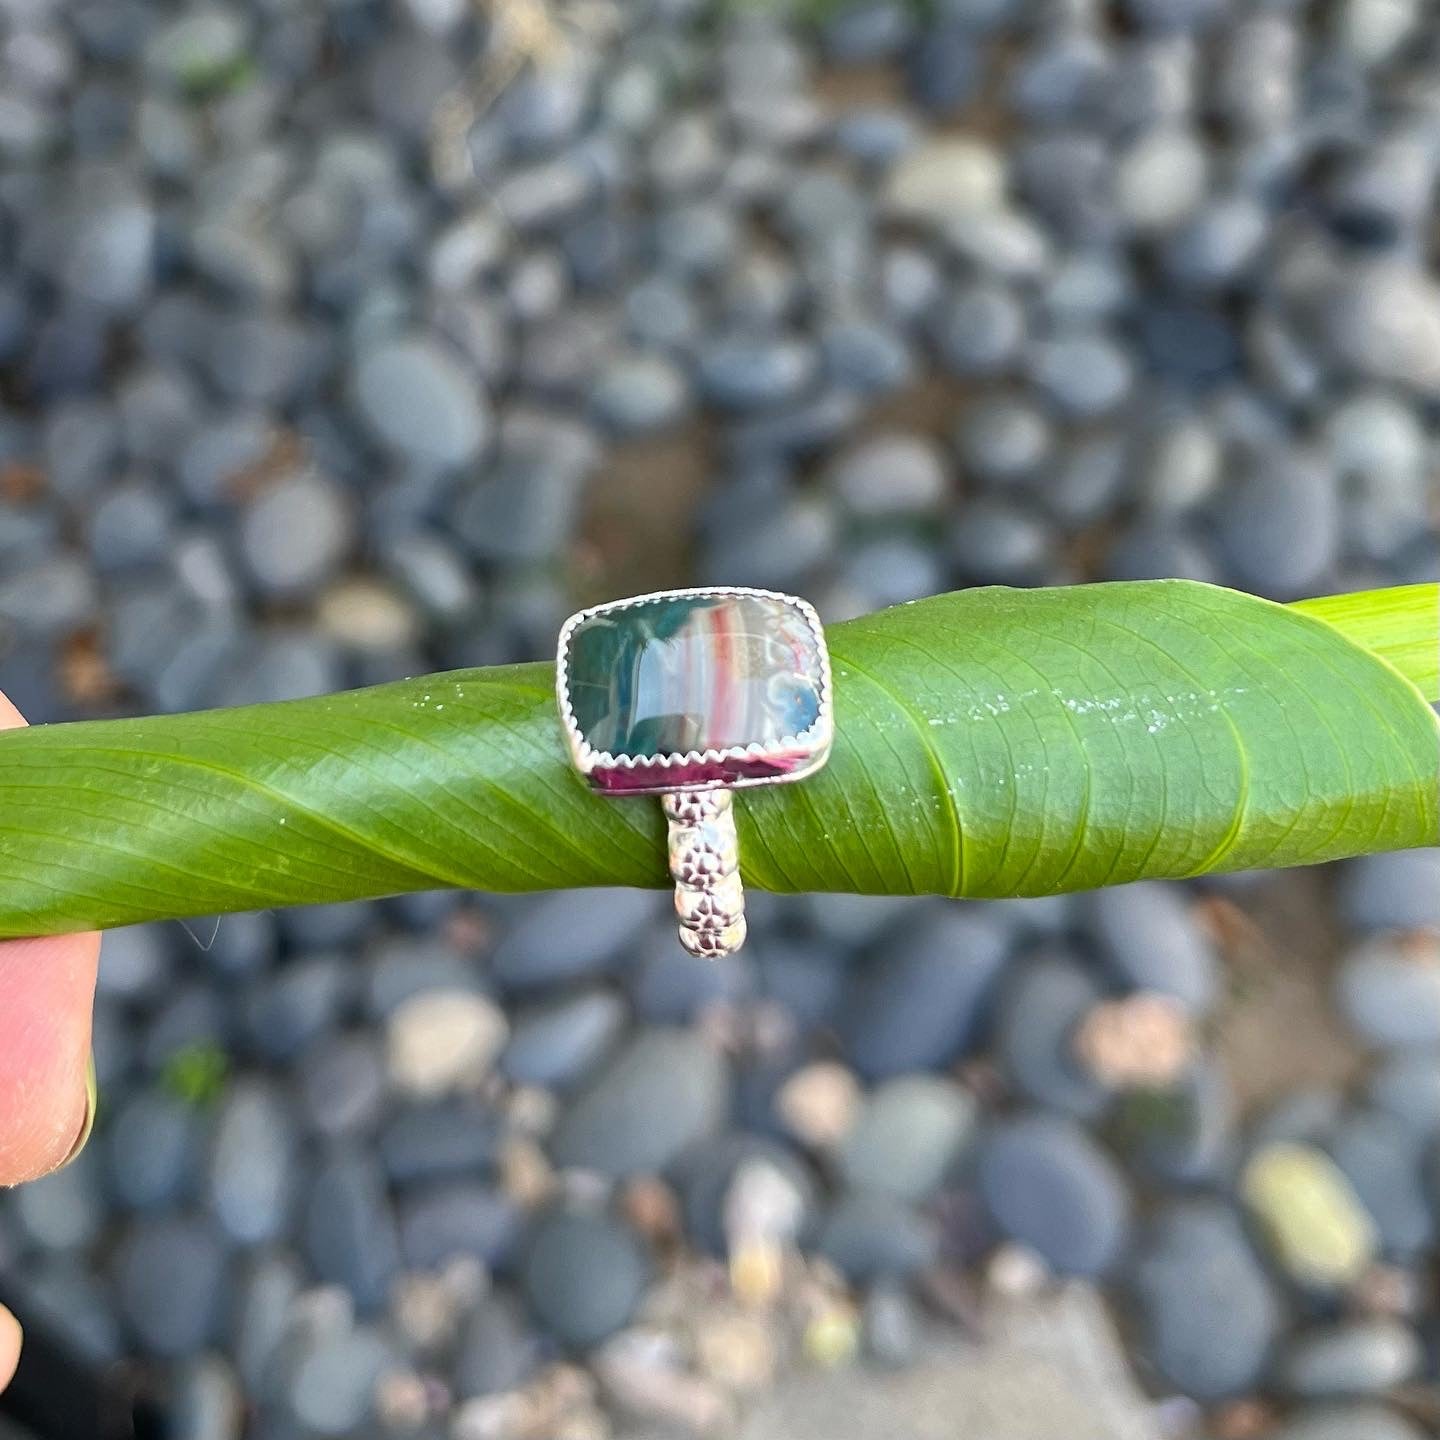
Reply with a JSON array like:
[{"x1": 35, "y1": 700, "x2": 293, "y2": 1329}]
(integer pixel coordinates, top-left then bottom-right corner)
[
  {"x1": 207, "y1": 1078, "x2": 297, "y2": 1245},
  {"x1": 817, "y1": 1190, "x2": 938, "y2": 1282},
  {"x1": 1337, "y1": 934, "x2": 1440, "y2": 1050},
  {"x1": 550, "y1": 1028, "x2": 727, "y2": 1177},
  {"x1": 106, "y1": 1090, "x2": 201, "y2": 1211},
  {"x1": 304, "y1": 1152, "x2": 401, "y2": 1312},
  {"x1": 1129, "y1": 1199, "x2": 1281, "y2": 1400},
  {"x1": 1326, "y1": 1108, "x2": 1432, "y2": 1258},
  {"x1": 1268, "y1": 1407, "x2": 1427, "y2": 1440},
  {"x1": 386, "y1": 990, "x2": 508, "y2": 1099},
  {"x1": 1084, "y1": 882, "x2": 1219, "y2": 1015},
  {"x1": 1339, "y1": 850, "x2": 1440, "y2": 934},
  {"x1": 838, "y1": 1075, "x2": 976, "y2": 1202},
  {"x1": 522, "y1": 1207, "x2": 649, "y2": 1348},
  {"x1": 114, "y1": 1215, "x2": 229, "y2": 1358},
  {"x1": 1278, "y1": 1319, "x2": 1422, "y2": 1398},
  {"x1": 1241, "y1": 1143, "x2": 1378, "y2": 1289},
  {"x1": 838, "y1": 908, "x2": 1012, "y2": 1080},
  {"x1": 502, "y1": 989, "x2": 628, "y2": 1091},
  {"x1": 977, "y1": 1114, "x2": 1131, "y2": 1277}
]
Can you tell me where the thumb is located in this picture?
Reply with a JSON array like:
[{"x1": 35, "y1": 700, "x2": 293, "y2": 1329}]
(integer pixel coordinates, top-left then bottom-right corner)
[
  {"x1": 0, "y1": 1304, "x2": 19, "y2": 1393},
  {"x1": 0, "y1": 691, "x2": 100, "y2": 1185}
]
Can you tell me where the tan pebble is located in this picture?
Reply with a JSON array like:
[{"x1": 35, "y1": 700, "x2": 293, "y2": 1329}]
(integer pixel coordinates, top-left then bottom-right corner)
[
  {"x1": 500, "y1": 1136, "x2": 556, "y2": 1210},
  {"x1": 986, "y1": 1243, "x2": 1051, "y2": 1299},
  {"x1": 1208, "y1": 1398, "x2": 1278, "y2": 1440},
  {"x1": 1072, "y1": 992, "x2": 1195, "y2": 1089},
  {"x1": 622, "y1": 1176, "x2": 683, "y2": 1247},
  {"x1": 1351, "y1": 1262, "x2": 1424, "y2": 1319},
  {"x1": 592, "y1": 1330, "x2": 732, "y2": 1435},
  {"x1": 387, "y1": 991, "x2": 509, "y2": 1099},
  {"x1": 317, "y1": 576, "x2": 421, "y2": 651},
  {"x1": 375, "y1": 1370, "x2": 431, "y2": 1432},
  {"x1": 450, "y1": 1393, "x2": 533, "y2": 1440},
  {"x1": 505, "y1": 1084, "x2": 560, "y2": 1137},
  {"x1": 775, "y1": 1061, "x2": 860, "y2": 1148},
  {"x1": 440, "y1": 1254, "x2": 491, "y2": 1308},
  {"x1": 728, "y1": 1237, "x2": 784, "y2": 1309},
  {"x1": 551, "y1": 1407, "x2": 612, "y2": 1440},
  {"x1": 393, "y1": 1273, "x2": 461, "y2": 1350},
  {"x1": 693, "y1": 1312, "x2": 777, "y2": 1392}
]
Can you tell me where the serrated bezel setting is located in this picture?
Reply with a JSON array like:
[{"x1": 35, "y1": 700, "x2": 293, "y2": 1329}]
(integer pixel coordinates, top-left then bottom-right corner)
[{"x1": 555, "y1": 585, "x2": 833, "y2": 796}]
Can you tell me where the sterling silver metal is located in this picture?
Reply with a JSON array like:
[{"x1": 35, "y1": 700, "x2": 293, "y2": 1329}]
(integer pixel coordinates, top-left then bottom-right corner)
[{"x1": 556, "y1": 586, "x2": 833, "y2": 959}]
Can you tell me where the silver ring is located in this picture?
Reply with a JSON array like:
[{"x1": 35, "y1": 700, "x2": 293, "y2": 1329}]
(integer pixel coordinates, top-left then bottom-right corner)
[{"x1": 556, "y1": 586, "x2": 834, "y2": 958}]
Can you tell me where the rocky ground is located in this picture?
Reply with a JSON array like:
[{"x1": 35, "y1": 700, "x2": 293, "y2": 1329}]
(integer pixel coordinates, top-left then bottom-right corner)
[{"x1": 1, "y1": 0, "x2": 1440, "y2": 1437}]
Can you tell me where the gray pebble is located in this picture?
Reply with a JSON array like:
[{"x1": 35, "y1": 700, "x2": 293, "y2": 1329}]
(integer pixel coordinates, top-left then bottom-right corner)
[
  {"x1": 502, "y1": 989, "x2": 627, "y2": 1090},
  {"x1": 978, "y1": 1114, "x2": 1130, "y2": 1276},
  {"x1": 379, "y1": 1101, "x2": 501, "y2": 1187},
  {"x1": 244, "y1": 953, "x2": 355, "y2": 1062},
  {"x1": 207, "y1": 1079, "x2": 296, "y2": 1246},
  {"x1": 1269, "y1": 1406, "x2": 1427, "y2": 1440},
  {"x1": 523, "y1": 1207, "x2": 649, "y2": 1348},
  {"x1": 1217, "y1": 447, "x2": 1339, "y2": 599},
  {"x1": 455, "y1": 1294, "x2": 542, "y2": 1398},
  {"x1": 1368, "y1": 1051, "x2": 1440, "y2": 1138},
  {"x1": 862, "y1": 1283, "x2": 921, "y2": 1368},
  {"x1": 817, "y1": 1190, "x2": 938, "y2": 1282},
  {"x1": 304, "y1": 1152, "x2": 401, "y2": 1313},
  {"x1": 114, "y1": 1216, "x2": 229, "y2": 1358},
  {"x1": 1327, "y1": 1109, "x2": 1432, "y2": 1258},
  {"x1": 1338, "y1": 935, "x2": 1440, "y2": 1050},
  {"x1": 287, "y1": 1329, "x2": 393, "y2": 1438},
  {"x1": 1117, "y1": 1057, "x2": 1234, "y2": 1185},
  {"x1": 1339, "y1": 850, "x2": 1440, "y2": 934},
  {"x1": 106, "y1": 1090, "x2": 200, "y2": 1212},
  {"x1": 696, "y1": 333, "x2": 817, "y2": 413},
  {"x1": 12, "y1": 1147, "x2": 105, "y2": 1252},
  {"x1": 822, "y1": 431, "x2": 948, "y2": 519},
  {"x1": 240, "y1": 472, "x2": 353, "y2": 598},
  {"x1": 839, "y1": 1075, "x2": 976, "y2": 1202},
  {"x1": 1280, "y1": 1320, "x2": 1423, "y2": 1399},
  {"x1": 958, "y1": 397, "x2": 1053, "y2": 487},
  {"x1": 1085, "y1": 882, "x2": 1219, "y2": 1014},
  {"x1": 590, "y1": 350, "x2": 690, "y2": 434},
  {"x1": 932, "y1": 282, "x2": 1026, "y2": 376},
  {"x1": 1031, "y1": 333, "x2": 1134, "y2": 417},
  {"x1": 350, "y1": 334, "x2": 490, "y2": 469},
  {"x1": 398, "y1": 1182, "x2": 522, "y2": 1270},
  {"x1": 550, "y1": 1028, "x2": 728, "y2": 1177},
  {"x1": 97, "y1": 924, "x2": 173, "y2": 1003},
  {"x1": 1129, "y1": 1199, "x2": 1281, "y2": 1400},
  {"x1": 297, "y1": 1033, "x2": 386, "y2": 1139},
  {"x1": 839, "y1": 908, "x2": 1012, "y2": 1080},
  {"x1": 951, "y1": 498, "x2": 1054, "y2": 586},
  {"x1": 492, "y1": 888, "x2": 658, "y2": 991}
]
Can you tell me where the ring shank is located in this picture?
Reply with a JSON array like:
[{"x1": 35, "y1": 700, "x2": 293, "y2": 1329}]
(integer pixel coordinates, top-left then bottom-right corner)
[{"x1": 662, "y1": 790, "x2": 747, "y2": 958}]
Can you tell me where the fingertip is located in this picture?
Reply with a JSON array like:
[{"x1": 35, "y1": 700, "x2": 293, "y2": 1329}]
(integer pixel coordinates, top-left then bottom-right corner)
[
  {"x1": 0, "y1": 1304, "x2": 20, "y2": 1393},
  {"x1": 0, "y1": 931, "x2": 101, "y2": 1186}
]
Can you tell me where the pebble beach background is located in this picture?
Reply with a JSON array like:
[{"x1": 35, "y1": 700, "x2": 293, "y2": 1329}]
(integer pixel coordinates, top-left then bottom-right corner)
[{"x1": 1, "y1": 0, "x2": 1440, "y2": 1437}]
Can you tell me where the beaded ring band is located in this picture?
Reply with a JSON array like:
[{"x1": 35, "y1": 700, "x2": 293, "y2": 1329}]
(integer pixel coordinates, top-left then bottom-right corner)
[{"x1": 556, "y1": 586, "x2": 834, "y2": 959}]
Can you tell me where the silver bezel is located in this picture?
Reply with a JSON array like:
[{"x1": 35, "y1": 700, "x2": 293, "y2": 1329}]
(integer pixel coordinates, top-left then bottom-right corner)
[{"x1": 555, "y1": 584, "x2": 834, "y2": 790}]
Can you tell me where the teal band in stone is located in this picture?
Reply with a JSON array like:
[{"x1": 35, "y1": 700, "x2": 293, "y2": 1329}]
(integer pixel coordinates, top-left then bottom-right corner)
[{"x1": 556, "y1": 587, "x2": 834, "y2": 958}]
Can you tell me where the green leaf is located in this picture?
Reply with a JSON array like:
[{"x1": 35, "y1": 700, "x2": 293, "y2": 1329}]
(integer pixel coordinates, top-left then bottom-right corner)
[{"x1": 0, "y1": 580, "x2": 1434, "y2": 937}]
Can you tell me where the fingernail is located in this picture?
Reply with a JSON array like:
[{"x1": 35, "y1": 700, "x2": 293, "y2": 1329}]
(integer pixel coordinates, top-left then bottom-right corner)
[{"x1": 59, "y1": 1054, "x2": 97, "y2": 1171}]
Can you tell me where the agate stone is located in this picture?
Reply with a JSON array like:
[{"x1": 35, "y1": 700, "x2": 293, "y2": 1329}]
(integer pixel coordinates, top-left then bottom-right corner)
[{"x1": 564, "y1": 592, "x2": 825, "y2": 760}]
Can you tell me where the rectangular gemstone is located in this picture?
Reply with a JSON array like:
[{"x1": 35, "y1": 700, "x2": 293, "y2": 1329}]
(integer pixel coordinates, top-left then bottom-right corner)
[{"x1": 563, "y1": 592, "x2": 825, "y2": 763}]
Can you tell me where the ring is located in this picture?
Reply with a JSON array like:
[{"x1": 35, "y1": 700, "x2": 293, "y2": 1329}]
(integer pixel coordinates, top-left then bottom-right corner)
[{"x1": 556, "y1": 586, "x2": 833, "y2": 958}]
